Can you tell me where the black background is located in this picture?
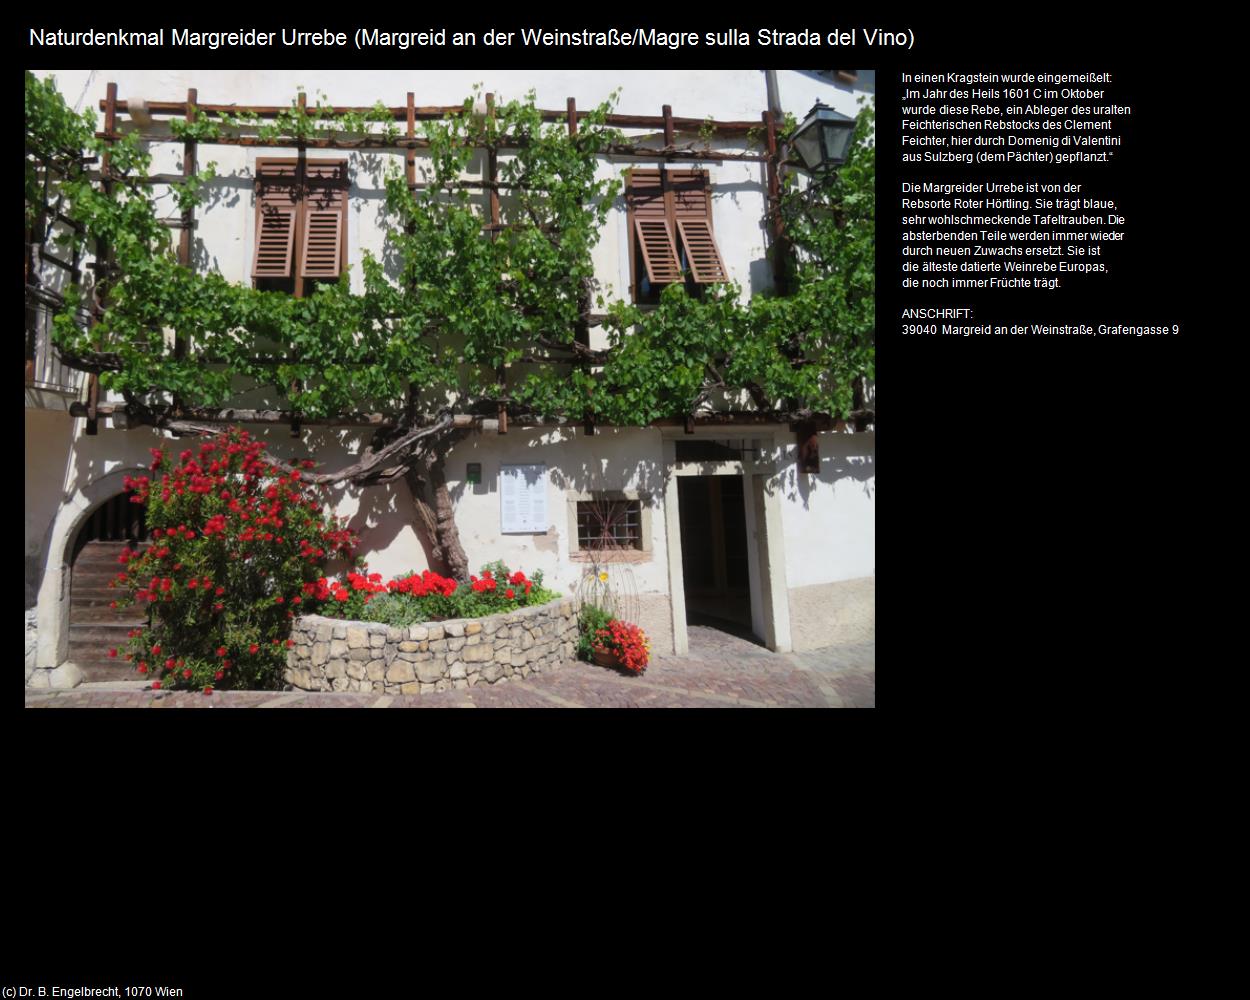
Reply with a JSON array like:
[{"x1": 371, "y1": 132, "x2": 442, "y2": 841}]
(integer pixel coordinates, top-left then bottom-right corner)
[{"x1": 15, "y1": 11, "x2": 1209, "y2": 990}]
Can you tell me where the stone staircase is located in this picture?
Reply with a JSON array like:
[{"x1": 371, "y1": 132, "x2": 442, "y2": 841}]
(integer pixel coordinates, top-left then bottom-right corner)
[{"x1": 68, "y1": 540, "x2": 149, "y2": 682}]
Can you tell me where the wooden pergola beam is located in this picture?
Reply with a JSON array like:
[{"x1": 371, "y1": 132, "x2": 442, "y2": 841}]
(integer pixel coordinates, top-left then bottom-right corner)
[
  {"x1": 68, "y1": 401, "x2": 870, "y2": 432},
  {"x1": 98, "y1": 97, "x2": 760, "y2": 135}
]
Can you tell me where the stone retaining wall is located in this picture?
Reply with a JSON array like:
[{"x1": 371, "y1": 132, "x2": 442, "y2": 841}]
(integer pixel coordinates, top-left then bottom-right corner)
[{"x1": 285, "y1": 598, "x2": 579, "y2": 694}]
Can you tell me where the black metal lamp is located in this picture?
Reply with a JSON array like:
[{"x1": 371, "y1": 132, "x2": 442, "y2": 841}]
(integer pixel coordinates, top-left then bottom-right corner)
[{"x1": 789, "y1": 102, "x2": 856, "y2": 172}]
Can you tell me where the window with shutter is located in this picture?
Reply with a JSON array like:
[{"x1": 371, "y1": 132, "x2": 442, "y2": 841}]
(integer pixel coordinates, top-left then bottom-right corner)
[
  {"x1": 251, "y1": 158, "x2": 348, "y2": 293},
  {"x1": 625, "y1": 168, "x2": 727, "y2": 303}
]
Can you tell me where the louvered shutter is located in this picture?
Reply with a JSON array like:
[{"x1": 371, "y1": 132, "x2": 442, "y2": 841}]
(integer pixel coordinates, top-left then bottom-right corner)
[
  {"x1": 299, "y1": 162, "x2": 346, "y2": 280},
  {"x1": 635, "y1": 218, "x2": 684, "y2": 284},
  {"x1": 673, "y1": 171, "x2": 728, "y2": 284},
  {"x1": 677, "y1": 219, "x2": 728, "y2": 283},
  {"x1": 628, "y1": 170, "x2": 681, "y2": 285},
  {"x1": 251, "y1": 161, "x2": 298, "y2": 278},
  {"x1": 627, "y1": 170, "x2": 728, "y2": 287}
]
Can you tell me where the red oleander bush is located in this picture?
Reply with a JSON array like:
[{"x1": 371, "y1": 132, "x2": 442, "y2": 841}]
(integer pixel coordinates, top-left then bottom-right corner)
[{"x1": 108, "y1": 427, "x2": 357, "y2": 691}]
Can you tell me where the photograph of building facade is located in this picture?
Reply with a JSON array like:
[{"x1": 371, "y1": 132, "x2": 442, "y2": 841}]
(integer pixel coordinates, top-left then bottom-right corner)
[{"x1": 25, "y1": 69, "x2": 875, "y2": 690}]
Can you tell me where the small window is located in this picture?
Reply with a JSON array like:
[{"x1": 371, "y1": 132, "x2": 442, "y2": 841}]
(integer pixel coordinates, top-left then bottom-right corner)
[
  {"x1": 626, "y1": 169, "x2": 727, "y2": 304},
  {"x1": 577, "y1": 499, "x2": 643, "y2": 551},
  {"x1": 252, "y1": 158, "x2": 348, "y2": 294}
]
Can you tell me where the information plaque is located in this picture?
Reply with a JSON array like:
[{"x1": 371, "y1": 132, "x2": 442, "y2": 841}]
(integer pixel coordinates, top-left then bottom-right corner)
[{"x1": 500, "y1": 463, "x2": 547, "y2": 533}]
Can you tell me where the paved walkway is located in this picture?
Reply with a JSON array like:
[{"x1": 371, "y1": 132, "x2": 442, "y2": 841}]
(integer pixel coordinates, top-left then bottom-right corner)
[{"x1": 24, "y1": 626, "x2": 874, "y2": 709}]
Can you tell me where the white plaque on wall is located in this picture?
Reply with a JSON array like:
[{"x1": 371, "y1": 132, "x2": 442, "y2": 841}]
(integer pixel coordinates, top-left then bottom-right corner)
[{"x1": 500, "y1": 463, "x2": 548, "y2": 533}]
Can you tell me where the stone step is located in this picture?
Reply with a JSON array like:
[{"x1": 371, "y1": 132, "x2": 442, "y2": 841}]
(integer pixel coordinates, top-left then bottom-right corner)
[
  {"x1": 66, "y1": 595, "x2": 140, "y2": 610},
  {"x1": 74, "y1": 543, "x2": 146, "y2": 562},
  {"x1": 76, "y1": 660, "x2": 150, "y2": 684},
  {"x1": 70, "y1": 604, "x2": 147, "y2": 625},
  {"x1": 71, "y1": 567, "x2": 133, "y2": 582},
  {"x1": 70, "y1": 636, "x2": 139, "y2": 659}
]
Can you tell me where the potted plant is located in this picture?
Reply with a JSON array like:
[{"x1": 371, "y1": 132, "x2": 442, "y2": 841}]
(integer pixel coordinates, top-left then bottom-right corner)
[{"x1": 589, "y1": 618, "x2": 651, "y2": 675}]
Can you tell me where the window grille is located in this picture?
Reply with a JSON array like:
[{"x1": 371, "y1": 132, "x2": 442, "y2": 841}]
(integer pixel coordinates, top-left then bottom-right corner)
[{"x1": 576, "y1": 499, "x2": 643, "y2": 550}]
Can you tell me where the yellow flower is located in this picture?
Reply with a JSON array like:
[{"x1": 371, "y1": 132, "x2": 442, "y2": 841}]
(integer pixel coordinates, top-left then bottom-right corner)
[{"x1": 598, "y1": 571, "x2": 608, "y2": 582}]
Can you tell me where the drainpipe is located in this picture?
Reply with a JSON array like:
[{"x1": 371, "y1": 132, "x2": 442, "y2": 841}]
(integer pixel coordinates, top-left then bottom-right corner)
[
  {"x1": 764, "y1": 70, "x2": 783, "y2": 122},
  {"x1": 762, "y1": 70, "x2": 789, "y2": 293}
]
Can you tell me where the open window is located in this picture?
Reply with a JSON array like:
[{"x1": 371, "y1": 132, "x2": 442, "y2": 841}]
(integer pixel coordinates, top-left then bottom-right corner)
[
  {"x1": 251, "y1": 158, "x2": 348, "y2": 294},
  {"x1": 626, "y1": 168, "x2": 727, "y2": 304}
]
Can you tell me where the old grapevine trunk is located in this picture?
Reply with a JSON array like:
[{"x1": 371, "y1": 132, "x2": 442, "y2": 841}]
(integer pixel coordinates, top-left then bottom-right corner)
[
  {"x1": 404, "y1": 444, "x2": 469, "y2": 581},
  {"x1": 166, "y1": 412, "x2": 474, "y2": 582}
]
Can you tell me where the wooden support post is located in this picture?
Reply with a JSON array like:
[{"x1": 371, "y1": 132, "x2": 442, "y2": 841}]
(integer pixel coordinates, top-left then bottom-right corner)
[
  {"x1": 288, "y1": 92, "x2": 308, "y2": 437},
  {"x1": 402, "y1": 92, "x2": 419, "y2": 432},
  {"x1": 293, "y1": 91, "x2": 307, "y2": 300},
  {"x1": 852, "y1": 377, "x2": 867, "y2": 433},
  {"x1": 486, "y1": 93, "x2": 506, "y2": 434},
  {"x1": 405, "y1": 92, "x2": 416, "y2": 187},
  {"x1": 763, "y1": 110, "x2": 786, "y2": 295},
  {"x1": 569, "y1": 97, "x2": 591, "y2": 352},
  {"x1": 795, "y1": 421, "x2": 820, "y2": 474},
  {"x1": 173, "y1": 88, "x2": 197, "y2": 424},
  {"x1": 85, "y1": 82, "x2": 119, "y2": 435},
  {"x1": 661, "y1": 104, "x2": 676, "y2": 247},
  {"x1": 485, "y1": 93, "x2": 500, "y2": 233},
  {"x1": 178, "y1": 89, "x2": 197, "y2": 270}
]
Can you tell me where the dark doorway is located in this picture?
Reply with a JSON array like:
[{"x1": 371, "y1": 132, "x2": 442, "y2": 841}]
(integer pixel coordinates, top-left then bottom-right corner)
[
  {"x1": 68, "y1": 493, "x2": 149, "y2": 682},
  {"x1": 677, "y1": 475, "x2": 754, "y2": 636}
]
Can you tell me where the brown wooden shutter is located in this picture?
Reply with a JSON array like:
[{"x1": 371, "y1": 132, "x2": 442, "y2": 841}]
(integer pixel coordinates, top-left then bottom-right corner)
[
  {"x1": 252, "y1": 207, "x2": 296, "y2": 278},
  {"x1": 299, "y1": 161, "x2": 347, "y2": 280},
  {"x1": 627, "y1": 169, "x2": 668, "y2": 220},
  {"x1": 251, "y1": 160, "x2": 298, "y2": 278},
  {"x1": 673, "y1": 171, "x2": 728, "y2": 283},
  {"x1": 634, "y1": 218, "x2": 683, "y2": 284},
  {"x1": 628, "y1": 169, "x2": 680, "y2": 288},
  {"x1": 676, "y1": 219, "x2": 728, "y2": 283},
  {"x1": 629, "y1": 170, "x2": 728, "y2": 287}
]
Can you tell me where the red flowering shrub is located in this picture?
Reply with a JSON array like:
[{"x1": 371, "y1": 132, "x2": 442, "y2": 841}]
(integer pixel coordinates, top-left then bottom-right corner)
[
  {"x1": 591, "y1": 619, "x2": 651, "y2": 674},
  {"x1": 110, "y1": 427, "x2": 357, "y2": 690}
]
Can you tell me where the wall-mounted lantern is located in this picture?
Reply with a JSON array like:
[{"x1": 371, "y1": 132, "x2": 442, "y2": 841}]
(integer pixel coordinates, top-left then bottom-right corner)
[{"x1": 789, "y1": 102, "x2": 857, "y2": 173}]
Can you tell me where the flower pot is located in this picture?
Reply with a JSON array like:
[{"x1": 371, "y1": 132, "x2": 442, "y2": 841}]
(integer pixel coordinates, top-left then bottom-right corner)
[
  {"x1": 592, "y1": 647, "x2": 643, "y2": 675},
  {"x1": 592, "y1": 648, "x2": 625, "y2": 669}
]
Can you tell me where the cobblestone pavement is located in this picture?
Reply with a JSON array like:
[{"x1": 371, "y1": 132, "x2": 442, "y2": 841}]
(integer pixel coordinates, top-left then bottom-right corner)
[{"x1": 24, "y1": 626, "x2": 874, "y2": 709}]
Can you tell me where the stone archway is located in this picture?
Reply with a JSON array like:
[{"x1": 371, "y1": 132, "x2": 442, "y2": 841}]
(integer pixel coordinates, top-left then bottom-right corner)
[{"x1": 29, "y1": 466, "x2": 149, "y2": 688}]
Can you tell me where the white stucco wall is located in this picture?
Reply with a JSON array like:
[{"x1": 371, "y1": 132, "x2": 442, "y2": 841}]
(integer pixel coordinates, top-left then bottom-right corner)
[{"x1": 778, "y1": 430, "x2": 876, "y2": 588}]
